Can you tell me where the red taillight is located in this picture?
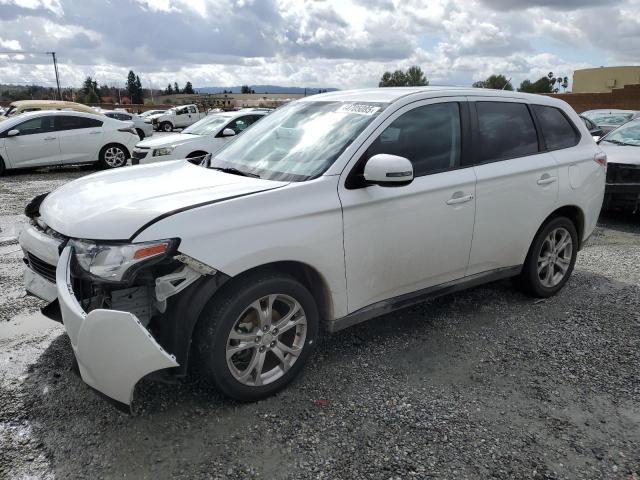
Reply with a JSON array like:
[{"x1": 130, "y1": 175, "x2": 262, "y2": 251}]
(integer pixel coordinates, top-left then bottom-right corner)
[{"x1": 594, "y1": 151, "x2": 607, "y2": 168}]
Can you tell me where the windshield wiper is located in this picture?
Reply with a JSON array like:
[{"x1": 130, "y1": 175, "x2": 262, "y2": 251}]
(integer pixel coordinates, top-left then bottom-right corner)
[{"x1": 209, "y1": 166, "x2": 260, "y2": 178}]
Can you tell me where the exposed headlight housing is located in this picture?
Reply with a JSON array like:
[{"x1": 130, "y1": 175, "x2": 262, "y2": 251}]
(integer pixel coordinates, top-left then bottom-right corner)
[
  {"x1": 153, "y1": 146, "x2": 176, "y2": 157},
  {"x1": 69, "y1": 238, "x2": 179, "y2": 283}
]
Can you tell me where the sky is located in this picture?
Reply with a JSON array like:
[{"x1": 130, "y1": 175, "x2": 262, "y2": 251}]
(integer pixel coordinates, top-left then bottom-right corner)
[{"x1": 0, "y1": 0, "x2": 638, "y2": 90}]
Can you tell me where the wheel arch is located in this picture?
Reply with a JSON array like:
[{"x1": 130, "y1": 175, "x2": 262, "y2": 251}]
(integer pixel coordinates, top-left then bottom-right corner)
[
  {"x1": 187, "y1": 150, "x2": 208, "y2": 158},
  {"x1": 545, "y1": 205, "x2": 585, "y2": 249},
  {"x1": 220, "y1": 260, "x2": 335, "y2": 325}
]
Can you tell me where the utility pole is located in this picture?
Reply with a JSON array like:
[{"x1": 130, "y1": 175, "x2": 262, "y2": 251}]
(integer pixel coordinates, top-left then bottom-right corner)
[{"x1": 47, "y1": 52, "x2": 62, "y2": 100}]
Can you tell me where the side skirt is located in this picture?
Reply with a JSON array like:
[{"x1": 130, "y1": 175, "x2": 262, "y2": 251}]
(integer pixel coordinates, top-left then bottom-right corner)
[{"x1": 327, "y1": 265, "x2": 522, "y2": 333}]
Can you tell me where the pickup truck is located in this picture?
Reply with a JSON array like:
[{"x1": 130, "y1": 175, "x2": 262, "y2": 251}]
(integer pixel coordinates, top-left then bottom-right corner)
[{"x1": 149, "y1": 104, "x2": 207, "y2": 132}]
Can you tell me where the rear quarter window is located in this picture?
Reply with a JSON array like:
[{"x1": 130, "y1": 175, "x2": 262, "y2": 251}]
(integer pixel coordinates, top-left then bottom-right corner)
[
  {"x1": 476, "y1": 102, "x2": 538, "y2": 162},
  {"x1": 533, "y1": 105, "x2": 580, "y2": 150}
]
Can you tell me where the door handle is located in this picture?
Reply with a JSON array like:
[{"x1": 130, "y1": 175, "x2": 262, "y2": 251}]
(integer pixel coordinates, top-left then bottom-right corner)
[
  {"x1": 43, "y1": 136, "x2": 56, "y2": 141},
  {"x1": 537, "y1": 174, "x2": 557, "y2": 185},
  {"x1": 446, "y1": 191, "x2": 474, "y2": 205},
  {"x1": 89, "y1": 131, "x2": 101, "y2": 135}
]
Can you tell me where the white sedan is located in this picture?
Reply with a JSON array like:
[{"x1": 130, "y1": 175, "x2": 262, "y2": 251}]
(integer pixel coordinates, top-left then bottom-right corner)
[
  {"x1": 131, "y1": 110, "x2": 267, "y2": 165},
  {"x1": 0, "y1": 110, "x2": 139, "y2": 174}
]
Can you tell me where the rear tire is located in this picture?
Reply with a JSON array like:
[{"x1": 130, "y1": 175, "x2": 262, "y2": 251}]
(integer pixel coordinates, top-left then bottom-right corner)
[
  {"x1": 193, "y1": 272, "x2": 319, "y2": 401},
  {"x1": 518, "y1": 216, "x2": 578, "y2": 298},
  {"x1": 98, "y1": 144, "x2": 129, "y2": 169},
  {"x1": 161, "y1": 122, "x2": 173, "y2": 132}
]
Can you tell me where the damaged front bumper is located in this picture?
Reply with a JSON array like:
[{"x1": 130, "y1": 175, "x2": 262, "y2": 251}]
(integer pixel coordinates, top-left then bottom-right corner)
[{"x1": 56, "y1": 246, "x2": 178, "y2": 407}]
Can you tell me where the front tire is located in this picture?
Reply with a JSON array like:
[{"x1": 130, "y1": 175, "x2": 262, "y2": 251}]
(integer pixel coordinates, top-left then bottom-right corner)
[
  {"x1": 160, "y1": 122, "x2": 173, "y2": 132},
  {"x1": 519, "y1": 216, "x2": 578, "y2": 298},
  {"x1": 194, "y1": 272, "x2": 319, "y2": 401},
  {"x1": 98, "y1": 144, "x2": 128, "y2": 169}
]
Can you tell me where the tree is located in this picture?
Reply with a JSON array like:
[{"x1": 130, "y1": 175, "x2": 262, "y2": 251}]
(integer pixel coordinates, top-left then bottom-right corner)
[
  {"x1": 78, "y1": 75, "x2": 99, "y2": 104},
  {"x1": 379, "y1": 66, "x2": 429, "y2": 87},
  {"x1": 174, "y1": 82, "x2": 179, "y2": 94},
  {"x1": 472, "y1": 80, "x2": 486, "y2": 88},
  {"x1": 183, "y1": 81, "x2": 194, "y2": 94},
  {"x1": 481, "y1": 74, "x2": 513, "y2": 91},
  {"x1": 241, "y1": 85, "x2": 251, "y2": 94},
  {"x1": 405, "y1": 66, "x2": 428, "y2": 86},
  {"x1": 134, "y1": 75, "x2": 143, "y2": 104},
  {"x1": 165, "y1": 83, "x2": 173, "y2": 95},
  {"x1": 518, "y1": 76, "x2": 553, "y2": 93}
]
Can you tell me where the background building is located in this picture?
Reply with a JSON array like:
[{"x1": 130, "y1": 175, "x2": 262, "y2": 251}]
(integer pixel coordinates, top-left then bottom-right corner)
[{"x1": 573, "y1": 66, "x2": 640, "y2": 93}]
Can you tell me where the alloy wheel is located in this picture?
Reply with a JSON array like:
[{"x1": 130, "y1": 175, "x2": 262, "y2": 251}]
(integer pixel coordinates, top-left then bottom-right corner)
[
  {"x1": 226, "y1": 294, "x2": 307, "y2": 387},
  {"x1": 103, "y1": 146, "x2": 126, "y2": 168},
  {"x1": 537, "y1": 227, "x2": 573, "y2": 288}
]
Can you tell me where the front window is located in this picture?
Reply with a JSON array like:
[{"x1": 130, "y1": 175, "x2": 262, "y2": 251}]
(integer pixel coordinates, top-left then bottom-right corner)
[
  {"x1": 5, "y1": 106, "x2": 17, "y2": 116},
  {"x1": 182, "y1": 115, "x2": 228, "y2": 135},
  {"x1": 211, "y1": 101, "x2": 387, "y2": 181},
  {"x1": 601, "y1": 120, "x2": 640, "y2": 147}
]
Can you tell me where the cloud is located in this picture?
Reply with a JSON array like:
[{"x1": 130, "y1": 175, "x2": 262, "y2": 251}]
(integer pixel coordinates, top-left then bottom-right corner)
[{"x1": 0, "y1": 0, "x2": 637, "y2": 90}]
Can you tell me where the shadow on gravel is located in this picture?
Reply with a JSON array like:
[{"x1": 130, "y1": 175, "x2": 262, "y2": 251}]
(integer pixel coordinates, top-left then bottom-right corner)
[{"x1": 15, "y1": 271, "x2": 640, "y2": 479}]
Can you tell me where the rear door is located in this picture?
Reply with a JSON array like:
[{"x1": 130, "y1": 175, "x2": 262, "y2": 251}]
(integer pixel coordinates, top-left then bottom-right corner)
[
  {"x1": 2, "y1": 116, "x2": 60, "y2": 168},
  {"x1": 466, "y1": 98, "x2": 559, "y2": 275},
  {"x1": 54, "y1": 115, "x2": 104, "y2": 164}
]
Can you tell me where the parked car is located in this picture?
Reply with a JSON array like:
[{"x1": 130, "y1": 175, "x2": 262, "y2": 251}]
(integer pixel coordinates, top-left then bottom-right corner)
[
  {"x1": 140, "y1": 109, "x2": 165, "y2": 118},
  {"x1": 103, "y1": 110, "x2": 154, "y2": 140},
  {"x1": 581, "y1": 109, "x2": 640, "y2": 135},
  {"x1": 19, "y1": 88, "x2": 605, "y2": 408},
  {"x1": 597, "y1": 119, "x2": 640, "y2": 212},
  {"x1": 0, "y1": 110, "x2": 139, "y2": 174},
  {"x1": 131, "y1": 111, "x2": 267, "y2": 165},
  {"x1": 579, "y1": 115, "x2": 605, "y2": 141},
  {"x1": 150, "y1": 104, "x2": 207, "y2": 132},
  {"x1": 0, "y1": 100, "x2": 100, "y2": 121}
]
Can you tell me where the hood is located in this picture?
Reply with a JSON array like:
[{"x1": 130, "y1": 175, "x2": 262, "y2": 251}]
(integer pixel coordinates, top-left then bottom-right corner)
[
  {"x1": 39, "y1": 160, "x2": 286, "y2": 240},
  {"x1": 146, "y1": 113, "x2": 165, "y2": 121},
  {"x1": 136, "y1": 133, "x2": 200, "y2": 149},
  {"x1": 600, "y1": 143, "x2": 640, "y2": 166}
]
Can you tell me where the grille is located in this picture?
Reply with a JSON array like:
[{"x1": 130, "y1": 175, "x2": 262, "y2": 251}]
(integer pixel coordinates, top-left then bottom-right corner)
[
  {"x1": 607, "y1": 163, "x2": 640, "y2": 184},
  {"x1": 132, "y1": 150, "x2": 148, "y2": 160},
  {"x1": 26, "y1": 252, "x2": 56, "y2": 283}
]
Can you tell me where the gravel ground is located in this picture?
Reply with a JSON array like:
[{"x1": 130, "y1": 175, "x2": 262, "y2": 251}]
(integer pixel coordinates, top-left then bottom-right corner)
[{"x1": 1, "y1": 167, "x2": 639, "y2": 480}]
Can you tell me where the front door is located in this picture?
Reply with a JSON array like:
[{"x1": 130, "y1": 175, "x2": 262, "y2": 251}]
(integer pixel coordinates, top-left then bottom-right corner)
[
  {"x1": 339, "y1": 99, "x2": 477, "y2": 313},
  {"x1": 3, "y1": 116, "x2": 60, "y2": 168}
]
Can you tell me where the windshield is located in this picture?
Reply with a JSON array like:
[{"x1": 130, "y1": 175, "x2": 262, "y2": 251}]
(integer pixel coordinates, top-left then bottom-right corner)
[
  {"x1": 183, "y1": 115, "x2": 228, "y2": 135},
  {"x1": 601, "y1": 119, "x2": 640, "y2": 146},
  {"x1": 211, "y1": 100, "x2": 387, "y2": 181},
  {"x1": 583, "y1": 112, "x2": 633, "y2": 126}
]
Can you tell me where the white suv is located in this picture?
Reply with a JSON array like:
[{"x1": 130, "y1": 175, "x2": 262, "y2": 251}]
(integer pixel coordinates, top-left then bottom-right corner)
[{"x1": 19, "y1": 87, "x2": 605, "y2": 408}]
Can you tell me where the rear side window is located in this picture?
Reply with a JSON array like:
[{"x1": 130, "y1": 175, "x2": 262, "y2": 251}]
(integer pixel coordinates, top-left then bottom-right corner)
[
  {"x1": 364, "y1": 102, "x2": 461, "y2": 177},
  {"x1": 476, "y1": 102, "x2": 538, "y2": 162},
  {"x1": 55, "y1": 115, "x2": 103, "y2": 131},
  {"x1": 533, "y1": 105, "x2": 580, "y2": 150}
]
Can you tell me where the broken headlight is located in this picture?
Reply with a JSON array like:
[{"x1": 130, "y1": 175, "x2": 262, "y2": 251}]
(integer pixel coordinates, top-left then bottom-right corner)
[{"x1": 69, "y1": 238, "x2": 179, "y2": 283}]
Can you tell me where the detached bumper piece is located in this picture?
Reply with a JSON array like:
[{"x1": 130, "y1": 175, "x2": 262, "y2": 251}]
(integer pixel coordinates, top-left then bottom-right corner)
[{"x1": 56, "y1": 247, "x2": 178, "y2": 408}]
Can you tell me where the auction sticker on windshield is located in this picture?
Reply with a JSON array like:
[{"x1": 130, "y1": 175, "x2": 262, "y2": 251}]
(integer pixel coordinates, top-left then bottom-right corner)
[{"x1": 337, "y1": 103, "x2": 381, "y2": 115}]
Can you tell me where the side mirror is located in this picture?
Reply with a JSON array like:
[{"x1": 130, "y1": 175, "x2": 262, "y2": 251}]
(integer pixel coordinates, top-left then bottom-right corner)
[
  {"x1": 363, "y1": 154, "x2": 413, "y2": 187},
  {"x1": 222, "y1": 128, "x2": 236, "y2": 137},
  {"x1": 7, "y1": 129, "x2": 19, "y2": 137}
]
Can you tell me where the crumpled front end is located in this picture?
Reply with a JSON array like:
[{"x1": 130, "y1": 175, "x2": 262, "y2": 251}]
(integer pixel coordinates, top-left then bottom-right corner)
[{"x1": 56, "y1": 246, "x2": 179, "y2": 406}]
